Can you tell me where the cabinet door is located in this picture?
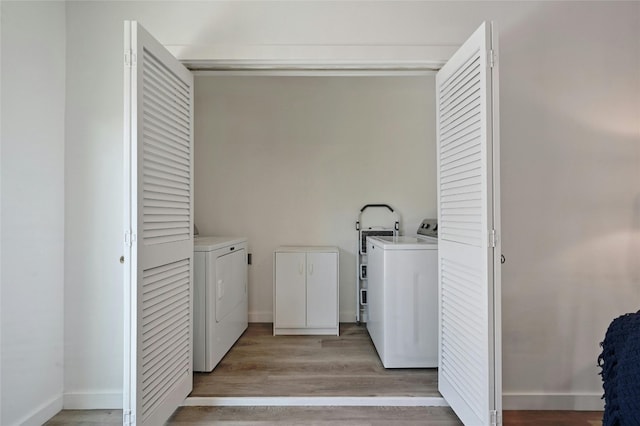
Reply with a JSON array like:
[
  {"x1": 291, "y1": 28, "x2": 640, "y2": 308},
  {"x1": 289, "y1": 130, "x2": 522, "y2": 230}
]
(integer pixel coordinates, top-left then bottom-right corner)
[
  {"x1": 275, "y1": 252, "x2": 306, "y2": 327},
  {"x1": 306, "y1": 252, "x2": 338, "y2": 328}
]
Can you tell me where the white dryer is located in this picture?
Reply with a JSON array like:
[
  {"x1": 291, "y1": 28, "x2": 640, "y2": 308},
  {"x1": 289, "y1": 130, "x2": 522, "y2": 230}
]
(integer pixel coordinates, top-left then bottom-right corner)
[
  {"x1": 193, "y1": 236, "x2": 248, "y2": 372},
  {"x1": 366, "y1": 219, "x2": 438, "y2": 368}
]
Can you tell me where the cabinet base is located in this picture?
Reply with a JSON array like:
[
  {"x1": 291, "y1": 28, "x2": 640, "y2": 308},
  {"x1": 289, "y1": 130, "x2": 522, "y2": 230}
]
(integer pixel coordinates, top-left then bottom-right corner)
[{"x1": 274, "y1": 327, "x2": 339, "y2": 336}]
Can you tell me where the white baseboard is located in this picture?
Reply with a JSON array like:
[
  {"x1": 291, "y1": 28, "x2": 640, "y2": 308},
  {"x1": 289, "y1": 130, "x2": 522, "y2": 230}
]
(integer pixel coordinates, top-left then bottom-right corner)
[
  {"x1": 249, "y1": 312, "x2": 358, "y2": 323},
  {"x1": 183, "y1": 396, "x2": 448, "y2": 407},
  {"x1": 340, "y1": 311, "x2": 357, "y2": 323},
  {"x1": 17, "y1": 394, "x2": 63, "y2": 426},
  {"x1": 502, "y1": 392, "x2": 604, "y2": 411},
  {"x1": 63, "y1": 392, "x2": 123, "y2": 409},
  {"x1": 248, "y1": 311, "x2": 272, "y2": 322}
]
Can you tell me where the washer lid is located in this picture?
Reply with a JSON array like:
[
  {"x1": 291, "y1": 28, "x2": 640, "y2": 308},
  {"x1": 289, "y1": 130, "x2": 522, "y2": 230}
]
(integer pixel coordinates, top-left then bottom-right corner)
[
  {"x1": 368, "y1": 235, "x2": 437, "y2": 250},
  {"x1": 194, "y1": 236, "x2": 247, "y2": 252}
]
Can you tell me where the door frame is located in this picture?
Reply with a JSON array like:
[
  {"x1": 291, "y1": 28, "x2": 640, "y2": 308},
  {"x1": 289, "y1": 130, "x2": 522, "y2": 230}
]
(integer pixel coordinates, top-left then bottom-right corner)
[{"x1": 125, "y1": 33, "x2": 502, "y2": 414}]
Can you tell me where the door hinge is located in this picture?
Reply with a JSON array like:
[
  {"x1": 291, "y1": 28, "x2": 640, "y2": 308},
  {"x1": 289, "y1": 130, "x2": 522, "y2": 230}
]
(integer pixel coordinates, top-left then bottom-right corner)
[
  {"x1": 124, "y1": 50, "x2": 137, "y2": 68},
  {"x1": 490, "y1": 229, "x2": 497, "y2": 248},
  {"x1": 488, "y1": 49, "x2": 496, "y2": 68},
  {"x1": 124, "y1": 410, "x2": 136, "y2": 426},
  {"x1": 490, "y1": 409, "x2": 501, "y2": 426},
  {"x1": 124, "y1": 230, "x2": 137, "y2": 248}
]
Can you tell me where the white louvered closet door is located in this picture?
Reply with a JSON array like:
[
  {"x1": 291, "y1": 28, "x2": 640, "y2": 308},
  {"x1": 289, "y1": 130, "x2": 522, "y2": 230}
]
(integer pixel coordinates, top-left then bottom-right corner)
[
  {"x1": 436, "y1": 22, "x2": 502, "y2": 426},
  {"x1": 124, "y1": 21, "x2": 194, "y2": 426}
]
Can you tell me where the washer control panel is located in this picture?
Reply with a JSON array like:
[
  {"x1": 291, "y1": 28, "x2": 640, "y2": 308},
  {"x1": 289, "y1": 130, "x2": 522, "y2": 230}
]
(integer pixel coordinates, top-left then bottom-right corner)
[{"x1": 417, "y1": 218, "x2": 438, "y2": 238}]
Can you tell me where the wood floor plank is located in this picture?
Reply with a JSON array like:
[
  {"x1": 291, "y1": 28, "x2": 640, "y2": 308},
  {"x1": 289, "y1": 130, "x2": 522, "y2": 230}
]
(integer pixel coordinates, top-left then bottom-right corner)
[
  {"x1": 45, "y1": 408, "x2": 607, "y2": 425},
  {"x1": 167, "y1": 406, "x2": 462, "y2": 425},
  {"x1": 502, "y1": 410, "x2": 603, "y2": 425},
  {"x1": 191, "y1": 323, "x2": 440, "y2": 398},
  {"x1": 43, "y1": 409, "x2": 122, "y2": 425}
]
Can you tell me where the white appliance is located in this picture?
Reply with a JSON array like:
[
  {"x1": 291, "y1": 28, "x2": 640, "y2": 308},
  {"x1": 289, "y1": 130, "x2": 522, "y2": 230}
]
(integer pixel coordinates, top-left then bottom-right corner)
[
  {"x1": 366, "y1": 219, "x2": 438, "y2": 368},
  {"x1": 193, "y1": 236, "x2": 248, "y2": 372}
]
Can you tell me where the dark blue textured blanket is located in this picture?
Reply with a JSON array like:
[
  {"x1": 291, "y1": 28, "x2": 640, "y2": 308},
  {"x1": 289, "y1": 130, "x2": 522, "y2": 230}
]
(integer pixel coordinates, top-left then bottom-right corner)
[{"x1": 599, "y1": 311, "x2": 640, "y2": 425}]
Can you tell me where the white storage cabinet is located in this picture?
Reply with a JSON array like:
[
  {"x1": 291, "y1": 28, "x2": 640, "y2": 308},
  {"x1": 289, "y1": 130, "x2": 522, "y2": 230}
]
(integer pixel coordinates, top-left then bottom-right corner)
[{"x1": 274, "y1": 246, "x2": 339, "y2": 335}]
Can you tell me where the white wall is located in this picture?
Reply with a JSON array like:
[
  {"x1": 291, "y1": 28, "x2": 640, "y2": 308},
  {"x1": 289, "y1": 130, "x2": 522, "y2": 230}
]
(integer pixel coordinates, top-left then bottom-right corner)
[
  {"x1": 194, "y1": 75, "x2": 435, "y2": 322},
  {"x1": 0, "y1": 2, "x2": 66, "y2": 424},
  {"x1": 499, "y1": 2, "x2": 640, "y2": 408},
  {"x1": 63, "y1": 1, "x2": 124, "y2": 410},
  {"x1": 63, "y1": 0, "x2": 640, "y2": 410}
]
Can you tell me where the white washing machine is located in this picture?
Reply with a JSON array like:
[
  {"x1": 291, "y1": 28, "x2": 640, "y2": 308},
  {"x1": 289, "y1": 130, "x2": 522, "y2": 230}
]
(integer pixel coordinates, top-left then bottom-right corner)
[
  {"x1": 193, "y1": 236, "x2": 248, "y2": 372},
  {"x1": 366, "y1": 219, "x2": 438, "y2": 368}
]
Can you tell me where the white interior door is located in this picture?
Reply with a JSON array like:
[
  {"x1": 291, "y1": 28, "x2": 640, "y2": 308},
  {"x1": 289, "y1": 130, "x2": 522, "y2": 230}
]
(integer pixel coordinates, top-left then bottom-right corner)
[
  {"x1": 123, "y1": 20, "x2": 194, "y2": 426},
  {"x1": 436, "y1": 22, "x2": 502, "y2": 426}
]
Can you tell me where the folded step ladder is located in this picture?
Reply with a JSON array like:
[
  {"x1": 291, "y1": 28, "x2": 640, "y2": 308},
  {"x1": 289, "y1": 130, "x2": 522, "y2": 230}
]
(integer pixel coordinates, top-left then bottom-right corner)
[{"x1": 355, "y1": 204, "x2": 400, "y2": 324}]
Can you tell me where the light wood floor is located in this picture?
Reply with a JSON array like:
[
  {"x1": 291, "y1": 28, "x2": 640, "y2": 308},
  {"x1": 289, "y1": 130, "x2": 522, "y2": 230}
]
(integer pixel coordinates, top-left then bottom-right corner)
[
  {"x1": 45, "y1": 408, "x2": 603, "y2": 425},
  {"x1": 45, "y1": 407, "x2": 462, "y2": 425},
  {"x1": 192, "y1": 322, "x2": 438, "y2": 397},
  {"x1": 44, "y1": 323, "x2": 604, "y2": 424}
]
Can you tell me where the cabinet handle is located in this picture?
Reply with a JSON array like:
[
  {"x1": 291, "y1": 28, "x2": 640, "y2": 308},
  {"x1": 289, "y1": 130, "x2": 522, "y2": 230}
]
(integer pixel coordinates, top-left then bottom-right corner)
[
  {"x1": 309, "y1": 263, "x2": 314, "y2": 275},
  {"x1": 299, "y1": 262, "x2": 304, "y2": 275}
]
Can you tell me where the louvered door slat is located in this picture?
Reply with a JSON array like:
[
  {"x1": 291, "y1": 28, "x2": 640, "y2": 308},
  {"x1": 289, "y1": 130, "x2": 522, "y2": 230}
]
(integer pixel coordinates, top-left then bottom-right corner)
[
  {"x1": 144, "y1": 127, "x2": 190, "y2": 156},
  {"x1": 142, "y1": 289, "x2": 188, "y2": 326},
  {"x1": 145, "y1": 145, "x2": 190, "y2": 170},
  {"x1": 441, "y1": 319, "x2": 483, "y2": 377},
  {"x1": 440, "y1": 147, "x2": 481, "y2": 171},
  {"x1": 441, "y1": 127, "x2": 481, "y2": 154},
  {"x1": 144, "y1": 221, "x2": 189, "y2": 230},
  {"x1": 140, "y1": 259, "x2": 190, "y2": 419},
  {"x1": 141, "y1": 337, "x2": 188, "y2": 386},
  {"x1": 143, "y1": 50, "x2": 190, "y2": 95},
  {"x1": 144, "y1": 190, "x2": 189, "y2": 203},
  {"x1": 142, "y1": 312, "x2": 188, "y2": 352},
  {"x1": 142, "y1": 268, "x2": 189, "y2": 295},
  {"x1": 144, "y1": 139, "x2": 190, "y2": 167},
  {"x1": 143, "y1": 110, "x2": 190, "y2": 147},
  {"x1": 144, "y1": 177, "x2": 189, "y2": 193},
  {"x1": 142, "y1": 327, "x2": 188, "y2": 375},
  {"x1": 440, "y1": 80, "x2": 482, "y2": 124},
  {"x1": 144, "y1": 124, "x2": 190, "y2": 151},
  {"x1": 143, "y1": 214, "x2": 188, "y2": 224},
  {"x1": 143, "y1": 98, "x2": 190, "y2": 137},
  {"x1": 440, "y1": 73, "x2": 482, "y2": 119},
  {"x1": 145, "y1": 198, "x2": 189, "y2": 209},
  {"x1": 142, "y1": 85, "x2": 189, "y2": 125},
  {"x1": 440, "y1": 88, "x2": 481, "y2": 124},
  {"x1": 441, "y1": 106, "x2": 481, "y2": 137},
  {"x1": 440, "y1": 167, "x2": 481, "y2": 185},
  {"x1": 144, "y1": 164, "x2": 190, "y2": 186},
  {"x1": 144, "y1": 152, "x2": 190, "y2": 179},
  {"x1": 142, "y1": 322, "x2": 189, "y2": 373},
  {"x1": 440, "y1": 53, "x2": 480, "y2": 95},
  {"x1": 142, "y1": 69, "x2": 191, "y2": 122},
  {"x1": 441, "y1": 159, "x2": 482, "y2": 179}
]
